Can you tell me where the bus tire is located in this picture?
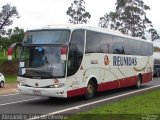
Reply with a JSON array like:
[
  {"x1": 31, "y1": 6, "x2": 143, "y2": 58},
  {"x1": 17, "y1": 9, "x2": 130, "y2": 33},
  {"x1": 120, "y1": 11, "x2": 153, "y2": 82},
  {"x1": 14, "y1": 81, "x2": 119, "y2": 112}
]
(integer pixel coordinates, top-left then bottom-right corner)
[
  {"x1": 85, "y1": 80, "x2": 96, "y2": 99},
  {"x1": 136, "y1": 75, "x2": 142, "y2": 89}
]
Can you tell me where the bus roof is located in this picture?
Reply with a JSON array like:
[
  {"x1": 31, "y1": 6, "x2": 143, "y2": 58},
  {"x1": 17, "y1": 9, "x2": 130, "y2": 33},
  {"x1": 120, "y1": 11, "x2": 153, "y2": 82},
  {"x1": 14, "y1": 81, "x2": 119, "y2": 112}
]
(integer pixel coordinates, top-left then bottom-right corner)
[{"x1": 26, "y1": 24, "x2": 152, "y2": 43}]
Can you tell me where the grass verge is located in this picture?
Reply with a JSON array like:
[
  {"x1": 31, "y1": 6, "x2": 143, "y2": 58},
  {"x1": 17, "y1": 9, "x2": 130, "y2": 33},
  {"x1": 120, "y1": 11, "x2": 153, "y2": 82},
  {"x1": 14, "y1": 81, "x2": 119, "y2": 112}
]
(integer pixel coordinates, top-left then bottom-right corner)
[
  {"x1": 5, "y1": 74, "x2": 17, "y2": 84},
  {"x1": 69, "y1": 89, "x2": 160, "y2": 120}
]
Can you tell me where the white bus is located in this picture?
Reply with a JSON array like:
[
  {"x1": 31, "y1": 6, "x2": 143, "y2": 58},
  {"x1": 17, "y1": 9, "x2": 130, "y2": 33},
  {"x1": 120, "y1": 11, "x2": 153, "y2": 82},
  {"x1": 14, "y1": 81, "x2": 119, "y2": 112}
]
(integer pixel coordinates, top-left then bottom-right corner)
[{"x1": 10, "y1": 25, "x2": 153, "y2": 99}]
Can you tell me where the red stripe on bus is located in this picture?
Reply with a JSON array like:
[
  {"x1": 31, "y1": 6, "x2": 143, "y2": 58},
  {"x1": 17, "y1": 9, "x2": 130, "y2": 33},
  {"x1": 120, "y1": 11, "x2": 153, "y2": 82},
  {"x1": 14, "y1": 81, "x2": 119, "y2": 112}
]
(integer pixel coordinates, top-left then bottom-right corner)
[
  {"x1": 67, "y1": 87, "x2": 87, "y2": 97},
  {"x1": 67, "y1": 72, "x2": 152, "y2": 97}
]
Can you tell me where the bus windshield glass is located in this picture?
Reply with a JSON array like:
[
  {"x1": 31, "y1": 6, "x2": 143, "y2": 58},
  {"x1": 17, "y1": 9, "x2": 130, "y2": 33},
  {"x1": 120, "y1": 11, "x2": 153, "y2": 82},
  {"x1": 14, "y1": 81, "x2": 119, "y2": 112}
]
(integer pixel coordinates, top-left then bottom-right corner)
[
  {"x1": 23, "y1": 30, "x2": 70, "y2": 45},
  {"x1": 18, "y1": 46, "x2": 67, "y2": 79}
]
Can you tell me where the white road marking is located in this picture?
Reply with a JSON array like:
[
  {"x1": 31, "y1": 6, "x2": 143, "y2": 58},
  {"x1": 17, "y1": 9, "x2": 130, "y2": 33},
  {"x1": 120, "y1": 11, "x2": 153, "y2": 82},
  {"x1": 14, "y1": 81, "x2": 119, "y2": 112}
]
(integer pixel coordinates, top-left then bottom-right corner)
[
  {"x1": 28, "y1": 85, "x2": 160, "y2": 120},
  {"x1": 0, "y1": 98, "x2": 41, "y2": 106},
  {"x1": 0, "y1": 93, "x2": 19, "y2": 97}
]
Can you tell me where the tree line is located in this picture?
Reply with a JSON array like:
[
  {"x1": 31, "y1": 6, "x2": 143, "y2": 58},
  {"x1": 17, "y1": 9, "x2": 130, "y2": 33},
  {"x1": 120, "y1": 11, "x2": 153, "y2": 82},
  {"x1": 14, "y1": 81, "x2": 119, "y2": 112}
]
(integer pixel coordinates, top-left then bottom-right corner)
[
  {"x1": 0, "y1": 0, "x2": 159, "y2": 54},
  {"x1": 67, "y1": 0, "x2": 159, "y2": 41}
]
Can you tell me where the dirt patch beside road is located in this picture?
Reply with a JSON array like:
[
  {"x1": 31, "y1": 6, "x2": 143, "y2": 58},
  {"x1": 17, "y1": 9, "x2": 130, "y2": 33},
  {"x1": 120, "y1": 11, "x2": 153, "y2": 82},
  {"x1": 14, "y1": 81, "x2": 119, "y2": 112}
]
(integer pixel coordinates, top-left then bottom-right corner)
[{"x1": 0, "y1": 83, "x2": 17, "y2": 95}]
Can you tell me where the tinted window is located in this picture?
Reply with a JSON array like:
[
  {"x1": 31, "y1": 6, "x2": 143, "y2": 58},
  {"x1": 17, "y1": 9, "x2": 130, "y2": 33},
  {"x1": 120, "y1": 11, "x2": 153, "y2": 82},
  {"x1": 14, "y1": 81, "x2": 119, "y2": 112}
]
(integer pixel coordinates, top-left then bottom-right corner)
[
  {"x1": 86, "y1": 31, "x2": 101, "y2": 53},
  {"x1": 23, "y1": 30, "x2": 70, "y2": 44},
  {"x1": 124, "y1": 39, "x2": 133, "y2": 55},
  {"x1": 113, "y1": 36, "x2": 125, "y2": 54},
  {"x1": 69, "y1": 30, "x2": 84, "y2": 53},
  {"x1": 101, "y1": 33, "x2": 113, "y2": 53},
  {"x1": 141, "y1": 42, "x2": 148, "y2": 56},
  {"x1": 67, "y1": 30, "x2": 85, "y2": 76},
  {"x1": 147, "y1": 43, "x2": 153, "y2": 56},
  {"x1": 132, "y1": 40, "x2": 141, "y2": 55},
  {"x1": 19, "y1": 46, "x2": 66, "y2": 78}
]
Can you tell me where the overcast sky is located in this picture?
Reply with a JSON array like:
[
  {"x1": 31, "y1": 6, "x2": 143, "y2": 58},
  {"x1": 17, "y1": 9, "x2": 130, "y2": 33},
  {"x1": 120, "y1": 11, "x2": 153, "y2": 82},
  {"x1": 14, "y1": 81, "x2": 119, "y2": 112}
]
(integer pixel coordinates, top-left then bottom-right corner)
[{"x1": 0, "y1": 0, "x2": 160, "y2": 32}]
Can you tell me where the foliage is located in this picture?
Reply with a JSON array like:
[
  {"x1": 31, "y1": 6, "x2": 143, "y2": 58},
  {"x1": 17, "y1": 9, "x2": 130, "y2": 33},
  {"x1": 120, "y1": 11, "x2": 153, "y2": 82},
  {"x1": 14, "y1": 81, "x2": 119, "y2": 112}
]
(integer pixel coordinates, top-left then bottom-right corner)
[
  {"x1": 0, "y1": 27, "x2": 24, "y2": 49},
  {"x1": 0, "y1": 55, "x2": 18, "y2": 83},
  {"x1": 0, "y1": 37, "x2": 11, "y2": 50},
  {"x1": 149, "y1": 28, "x2": 160, "y2": 41},
  {"x1": 5, "y1": 74, "x2": 17, "y2": 83},
  {"x1": 8, "y1": 27, "x2": 24, "y2": 43},
  {"x1": 99, "y1": 0, "x2": 159, "y2": 41},
  {"x1": 154, "y1": 47, "x2": 160, "y2": 52},
  {"x1": 0, "y1": 4, "x2": 19, "y2": 35},
  {"x1": 0, "y1": 27, "x2": 24, "y2": 57},
  {"x1": 66, "y1": 0, "x2": 91, "y2": 24},
  {"x1": 0, "y1": 55, "x2": 18, "y2": 73}
]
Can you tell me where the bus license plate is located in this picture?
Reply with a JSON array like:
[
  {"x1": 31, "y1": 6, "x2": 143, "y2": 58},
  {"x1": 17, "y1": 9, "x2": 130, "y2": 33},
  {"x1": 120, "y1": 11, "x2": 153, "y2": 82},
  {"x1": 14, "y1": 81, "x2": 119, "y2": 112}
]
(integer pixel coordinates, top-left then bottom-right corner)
[{"x1": 33, "y1": 90, "x2": 41, "y2": 95}]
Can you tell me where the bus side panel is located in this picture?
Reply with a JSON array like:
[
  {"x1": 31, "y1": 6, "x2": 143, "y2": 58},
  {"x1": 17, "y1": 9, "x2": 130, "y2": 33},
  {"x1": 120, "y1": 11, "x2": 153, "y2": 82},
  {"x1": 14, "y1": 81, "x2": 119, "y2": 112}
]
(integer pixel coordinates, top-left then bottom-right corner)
[
  {"x1": 97, "y1": 80, "x2": 120, "y2": 92},
  {"x1": 120, "y1": 75, "x2": 137, "y2": 88},
  {"x1": 142, "y1": 72, "x2": 153, "y2": 83},
  {"x1": 67, "y1": 87, "x2": 87, "y2": 97}
]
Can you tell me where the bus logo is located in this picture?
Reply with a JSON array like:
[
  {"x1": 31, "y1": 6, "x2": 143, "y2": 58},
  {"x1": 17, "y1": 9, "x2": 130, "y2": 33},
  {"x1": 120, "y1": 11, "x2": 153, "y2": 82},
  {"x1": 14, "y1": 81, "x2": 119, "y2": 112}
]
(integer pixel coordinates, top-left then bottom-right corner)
[{"x1": 104, "y1": 55, "x2": 110, "y2": 65}]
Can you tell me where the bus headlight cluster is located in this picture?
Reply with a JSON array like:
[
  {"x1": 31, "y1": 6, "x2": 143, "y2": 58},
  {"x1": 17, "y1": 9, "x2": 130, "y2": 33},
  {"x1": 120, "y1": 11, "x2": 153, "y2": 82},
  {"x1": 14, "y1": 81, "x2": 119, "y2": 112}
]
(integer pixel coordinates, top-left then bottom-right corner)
[
  {"x1": 19, "y1": 82, "x2": 26, "y2": 86},
  {"x1": 50, "y1": 83, "x2": 65, "y2": 88}
]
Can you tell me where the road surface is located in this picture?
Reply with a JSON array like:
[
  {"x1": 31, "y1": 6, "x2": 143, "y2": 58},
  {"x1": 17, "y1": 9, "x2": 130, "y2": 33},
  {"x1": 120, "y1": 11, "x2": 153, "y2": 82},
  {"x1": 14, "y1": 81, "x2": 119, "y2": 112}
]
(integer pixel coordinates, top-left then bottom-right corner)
[{"x1": 0, "y1": 78, "x2": 160, "y2": 119}]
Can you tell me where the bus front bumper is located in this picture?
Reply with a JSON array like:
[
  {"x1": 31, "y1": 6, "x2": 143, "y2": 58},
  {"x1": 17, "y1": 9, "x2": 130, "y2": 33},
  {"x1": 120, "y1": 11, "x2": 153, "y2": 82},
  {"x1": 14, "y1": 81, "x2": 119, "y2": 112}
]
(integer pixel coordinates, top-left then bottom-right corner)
[{"x1": 17, "y1": 85, "x2": 67, "y2": 98}]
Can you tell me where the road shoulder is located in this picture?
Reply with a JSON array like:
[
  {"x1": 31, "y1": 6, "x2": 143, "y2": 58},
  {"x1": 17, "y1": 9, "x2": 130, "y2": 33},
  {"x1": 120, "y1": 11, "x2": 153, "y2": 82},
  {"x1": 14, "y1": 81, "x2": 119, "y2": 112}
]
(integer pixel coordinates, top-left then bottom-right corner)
[{"x1": 0, "y1": 83, "x2": 17, "y2": 95}]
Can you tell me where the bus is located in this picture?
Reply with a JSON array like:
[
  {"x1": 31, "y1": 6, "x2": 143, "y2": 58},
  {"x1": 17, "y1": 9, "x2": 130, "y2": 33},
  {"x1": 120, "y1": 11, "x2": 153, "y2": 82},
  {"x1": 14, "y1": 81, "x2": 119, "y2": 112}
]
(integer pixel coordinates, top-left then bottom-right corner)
[
  {"x1": 153, "y1": 52, "x2": 160, "y2": 77},
  {"x1": 8, "y1": 25, "x2": 153, "y2": 99}
]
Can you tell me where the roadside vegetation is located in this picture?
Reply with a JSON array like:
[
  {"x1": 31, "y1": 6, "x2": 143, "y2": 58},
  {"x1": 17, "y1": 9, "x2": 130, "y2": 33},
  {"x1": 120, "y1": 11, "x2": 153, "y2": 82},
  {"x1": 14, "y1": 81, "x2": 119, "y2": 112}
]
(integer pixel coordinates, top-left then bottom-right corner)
[
  {"x1": 69, "y1": 89, "x2": 160, "y2": 120},
  {"x1": 5, "y1": 74, "x2": 17, "y2": 83},
  {"x1": 0, "y1": 50, "x2": 7, "y2": 61},
  {"x1": 0, "y1": 50, "x2": 17, "y2": 84}
]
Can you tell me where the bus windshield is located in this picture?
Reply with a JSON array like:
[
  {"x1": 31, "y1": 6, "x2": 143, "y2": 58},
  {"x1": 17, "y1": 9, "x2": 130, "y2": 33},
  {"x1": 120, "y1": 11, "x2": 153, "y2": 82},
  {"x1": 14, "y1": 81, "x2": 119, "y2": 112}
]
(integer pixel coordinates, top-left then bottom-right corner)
[
  {"x1": 18, "y1": 30, "x2": 70, "y2": 79},
  {"x1": 18, "y1": 46, "x2": 67, "y2": 79},
  {"x1": 23, "y1": 30, "x2": 70, "y2": 45}
]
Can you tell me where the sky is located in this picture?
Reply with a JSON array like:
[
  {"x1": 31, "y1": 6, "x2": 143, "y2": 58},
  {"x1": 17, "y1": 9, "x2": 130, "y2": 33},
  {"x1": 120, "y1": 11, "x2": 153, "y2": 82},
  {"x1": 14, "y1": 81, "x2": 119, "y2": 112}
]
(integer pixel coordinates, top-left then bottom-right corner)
[{"x1": 0, "y1": 0, "x2": 160, "y2": 33}]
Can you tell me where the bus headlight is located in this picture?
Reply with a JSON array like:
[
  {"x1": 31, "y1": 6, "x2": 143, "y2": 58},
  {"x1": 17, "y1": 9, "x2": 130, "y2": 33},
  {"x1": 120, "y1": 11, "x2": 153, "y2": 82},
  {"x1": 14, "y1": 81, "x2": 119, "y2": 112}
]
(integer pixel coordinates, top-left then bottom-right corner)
[
  {"x1": 19, "y1": 82, "x2": 26, "y2": 86},
  {"x1": 50, "y1": 83, "x2": 65, "y2": 88}
]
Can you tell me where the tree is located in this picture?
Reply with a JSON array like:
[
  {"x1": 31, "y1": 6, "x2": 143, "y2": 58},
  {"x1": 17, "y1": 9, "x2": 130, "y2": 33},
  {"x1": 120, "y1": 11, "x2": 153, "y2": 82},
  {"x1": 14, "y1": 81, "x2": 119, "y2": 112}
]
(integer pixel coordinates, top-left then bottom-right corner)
[
  {"x1": 9, "y1": 27, "x2": 24, "y2": 43},
  {"x1": 0, "y1": 27, "x2": 24, "y2": 56},
  {"x1": 66, "y1": 0, "x2": 91, "y2": 24},
  {"x1": 99, "y1": 0, "x2": 159, "y2": 41},
  {"x1": 0, "y1": 37, "x2": 11, "y2": 56},
  {"x1": 149, "y1": 28, "x2": 160, "y2": 41},
  {"x1": 0, "y1": 4, "x2": 19, "y2": 35}
]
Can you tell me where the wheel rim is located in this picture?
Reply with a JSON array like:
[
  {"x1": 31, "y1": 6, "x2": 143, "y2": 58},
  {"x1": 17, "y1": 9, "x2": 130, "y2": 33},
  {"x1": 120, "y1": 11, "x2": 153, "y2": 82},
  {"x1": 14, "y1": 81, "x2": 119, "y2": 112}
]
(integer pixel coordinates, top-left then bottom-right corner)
[
  {"x1": 85, "y1": 83, "x2": 95, "y2": 99},
  {"x1": 137, "y1": 78, "x2": 141, "y2": 88},
  {"x1": 87, "y1": 84, "x2": 93, "y2": 95},
  {"x1": 137, "y1": 80, "x2": 140, "y2": 87}
]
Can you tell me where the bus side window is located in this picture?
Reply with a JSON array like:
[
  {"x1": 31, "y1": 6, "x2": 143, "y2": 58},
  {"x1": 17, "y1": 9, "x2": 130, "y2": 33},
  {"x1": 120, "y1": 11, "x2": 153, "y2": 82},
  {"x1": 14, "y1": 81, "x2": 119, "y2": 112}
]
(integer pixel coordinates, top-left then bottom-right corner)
[
  {"x1": 86, "y1": 31, "x2": 101, "y2": 53},
  {"x1": 124, "y1": 39, "x2": 133, "y2": 55},
  {"x1": 113, "y1": 36, "x2": 125, "y2": 54},
  {"x1": 101, "y1": 33, "x2": 113, "y2": 53},
  {"x1": 67, "y1": 30, "x2": 85, "y2": 76}
]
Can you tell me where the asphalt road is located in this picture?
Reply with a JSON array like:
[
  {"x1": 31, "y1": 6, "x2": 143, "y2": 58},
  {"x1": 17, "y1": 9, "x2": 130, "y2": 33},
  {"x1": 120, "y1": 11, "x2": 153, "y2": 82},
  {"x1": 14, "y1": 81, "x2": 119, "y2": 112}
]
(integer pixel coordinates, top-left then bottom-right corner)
[{"x1": 0, "y1": 78, "x2": 160, "y2": 119}]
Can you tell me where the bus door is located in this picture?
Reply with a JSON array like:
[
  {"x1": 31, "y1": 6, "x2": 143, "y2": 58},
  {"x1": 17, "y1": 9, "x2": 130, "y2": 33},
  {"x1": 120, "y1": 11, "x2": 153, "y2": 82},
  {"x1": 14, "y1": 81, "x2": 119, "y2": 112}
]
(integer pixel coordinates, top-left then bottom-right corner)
[{"x1": 67, "y1": 30, "x2": 85, "y2": 89}]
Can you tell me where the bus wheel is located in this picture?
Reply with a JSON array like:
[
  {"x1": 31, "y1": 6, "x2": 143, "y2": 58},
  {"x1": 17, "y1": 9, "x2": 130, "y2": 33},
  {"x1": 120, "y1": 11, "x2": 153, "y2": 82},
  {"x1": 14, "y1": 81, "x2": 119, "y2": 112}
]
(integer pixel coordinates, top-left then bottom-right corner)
[
  {"x1": 136, "y1": 75, "x2": 142, "y2": 89},
  {"x1": 85, "y1": 81, "x2": 96, "y2": 99}
]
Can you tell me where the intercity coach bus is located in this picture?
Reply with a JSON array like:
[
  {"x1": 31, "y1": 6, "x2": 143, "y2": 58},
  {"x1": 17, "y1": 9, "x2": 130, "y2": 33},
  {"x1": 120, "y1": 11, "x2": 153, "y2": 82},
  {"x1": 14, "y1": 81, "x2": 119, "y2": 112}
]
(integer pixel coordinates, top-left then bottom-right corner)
[{"x1": 8, "y1": 25, "x2": 153, "y2": 99}]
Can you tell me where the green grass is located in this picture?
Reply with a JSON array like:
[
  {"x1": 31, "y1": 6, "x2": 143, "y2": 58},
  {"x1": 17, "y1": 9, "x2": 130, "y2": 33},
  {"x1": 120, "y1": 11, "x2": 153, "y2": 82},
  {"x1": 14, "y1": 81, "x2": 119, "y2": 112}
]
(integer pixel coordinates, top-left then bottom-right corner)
[
  {"x1": 0, "y1": 50, "x2": 7, "y2": 61},
  {"x1": 69, "y1": 89, "x2": 160, "y2": 120},
  {"x1": 5, "y1": 74, "x2": 17, "y2": 84}
]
